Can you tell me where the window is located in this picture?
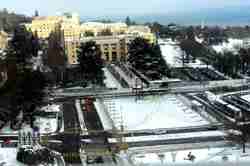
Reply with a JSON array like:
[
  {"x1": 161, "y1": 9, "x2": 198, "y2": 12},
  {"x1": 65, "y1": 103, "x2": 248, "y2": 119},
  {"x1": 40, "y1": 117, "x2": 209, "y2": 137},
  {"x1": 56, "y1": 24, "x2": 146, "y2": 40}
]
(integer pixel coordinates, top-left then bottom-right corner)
[
  {"x1": 111, "y1": 43, "x2": 117, "y2": 50},
  {"x1": 103, "y1": 44, "x2": 109, "y2": 51},
  {"x1": 112, "y1": 51, "x2": 117, "y2": 61},
  {"x1": 105, "y1": 52, "x2": 109, "y2": 61}
]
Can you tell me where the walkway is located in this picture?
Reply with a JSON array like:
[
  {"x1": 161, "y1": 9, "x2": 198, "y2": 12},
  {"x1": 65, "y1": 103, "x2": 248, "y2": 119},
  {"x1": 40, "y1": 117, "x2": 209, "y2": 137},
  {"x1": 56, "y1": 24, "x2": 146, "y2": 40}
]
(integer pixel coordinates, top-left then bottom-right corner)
[
  {"x1": 93, "y1": 98, "x2": 115, "y2": 131},
  {"x1": 75, "y1": 99, "x2": 88, "y2": 134},
  {"x1": 113, "y1": 65, "x2": 137, "y2": 88},
  {"x1": 103, "y1": 68, "x2": 123, "y2": 89}
]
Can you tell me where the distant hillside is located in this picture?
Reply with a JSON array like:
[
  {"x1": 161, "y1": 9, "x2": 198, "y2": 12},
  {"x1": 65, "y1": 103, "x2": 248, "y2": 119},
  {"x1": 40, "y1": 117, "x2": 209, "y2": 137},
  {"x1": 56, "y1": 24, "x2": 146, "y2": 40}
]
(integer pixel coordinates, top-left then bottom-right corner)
[{"x1": 0, "y1": 8, "x2": 31, "y2": 33}]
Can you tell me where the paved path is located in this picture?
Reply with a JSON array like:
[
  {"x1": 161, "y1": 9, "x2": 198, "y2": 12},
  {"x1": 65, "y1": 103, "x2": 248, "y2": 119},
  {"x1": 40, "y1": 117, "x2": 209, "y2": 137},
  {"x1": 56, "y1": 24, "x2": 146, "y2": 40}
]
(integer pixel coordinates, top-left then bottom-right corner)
[
  {"x1": 75, "y1": 99, "x2": 88, "y2": 134},
  {"x1": 103, "y1": 68, "x2": 123, "y2": 89}
]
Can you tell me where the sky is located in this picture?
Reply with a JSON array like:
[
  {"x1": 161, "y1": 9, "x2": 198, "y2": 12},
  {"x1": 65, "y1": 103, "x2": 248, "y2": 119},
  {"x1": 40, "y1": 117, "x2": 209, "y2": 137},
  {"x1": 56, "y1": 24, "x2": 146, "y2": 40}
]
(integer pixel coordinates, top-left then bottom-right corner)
[{"x1": 1, "y1": 0, "x2": 250, "y2": 17}]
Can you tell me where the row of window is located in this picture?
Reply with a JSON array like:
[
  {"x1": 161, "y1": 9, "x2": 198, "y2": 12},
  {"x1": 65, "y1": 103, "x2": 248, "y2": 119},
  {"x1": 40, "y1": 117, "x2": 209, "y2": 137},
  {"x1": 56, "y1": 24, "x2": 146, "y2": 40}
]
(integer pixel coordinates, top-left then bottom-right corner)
[{"x1": 104, "y1": 51, "x2": 117, "y2": 61}]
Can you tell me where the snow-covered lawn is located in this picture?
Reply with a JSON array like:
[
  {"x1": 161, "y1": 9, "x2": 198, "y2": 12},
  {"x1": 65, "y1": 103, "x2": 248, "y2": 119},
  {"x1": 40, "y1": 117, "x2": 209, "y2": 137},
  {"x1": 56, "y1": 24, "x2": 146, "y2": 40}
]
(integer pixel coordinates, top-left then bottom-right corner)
[
  {"x1": 159, "y1": 39, "x2": 183, "y2": 67},
  {"x1": 0, "y1": 148, "x2": 25, "y2": 166},
  {"x1": 131, "y1": 146, "x2": 250, "y2": 166},
  {"x1": 101, "y1": 95, "x2": 209, "y2": 131},
  {"x1": 212, "y1": 38, "x2": 243, "y2": 54}
]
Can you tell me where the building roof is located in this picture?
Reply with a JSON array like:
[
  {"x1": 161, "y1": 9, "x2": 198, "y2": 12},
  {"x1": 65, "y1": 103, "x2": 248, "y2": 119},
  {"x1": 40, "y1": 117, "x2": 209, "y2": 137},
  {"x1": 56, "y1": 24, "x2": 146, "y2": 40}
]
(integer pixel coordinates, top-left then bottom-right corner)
[{"x1": 33, "y1": 16, "x2": 63, "y2": 21}]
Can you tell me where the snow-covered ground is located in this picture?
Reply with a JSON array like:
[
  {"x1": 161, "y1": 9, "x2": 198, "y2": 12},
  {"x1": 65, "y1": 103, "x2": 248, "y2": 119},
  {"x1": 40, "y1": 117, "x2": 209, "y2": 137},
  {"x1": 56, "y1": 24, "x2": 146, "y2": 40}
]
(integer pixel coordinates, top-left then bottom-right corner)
[
  {"x1": 30, "y1": 55, "x2": 43, "y2": 71},
  {"x1": 103, "y1": 68, "x2": 123, "y2": 89},
  {"x1": 0, "y1": 104, "x2": 61, "y2": 134},
  {"x1": 241, "y1": 94, "x2": 250, "y2": 102},
  {"x1": 212, "y1": 38, "x2": 243, "y2": 54},
  {"x1": 159, "y1": 39, "x2": 183, "y2": 67},
  {"x1": 0, "y1": 147, "x2": 63, "y2": 166},
  {"x1": 195, "y1": 37, "x2": 204, "y2": 44},
  {"x1": 159, "y1": 38, "x2": 207, "y2": 68},
  {"x1": 0, "y1": 148, "x2": 25, "y2": 166},
  {"x1": 33, "y1": 105, "x2": 61, "y2": 134},
  {"x1": 33, "y1": 116, "x2": 58, "y2": 133},
  {"x1": 101, "y1": 95, "x2": 209, "y2": 131},
  {"x1": 40, "y1": 104, "x2": 61, "y2": 113},
  {"x1": 131, "y1": 146, "x2": 250, "y2": 166},
  {"x1": 1, "y1": 117, "x2": 58, "y2": 134}
]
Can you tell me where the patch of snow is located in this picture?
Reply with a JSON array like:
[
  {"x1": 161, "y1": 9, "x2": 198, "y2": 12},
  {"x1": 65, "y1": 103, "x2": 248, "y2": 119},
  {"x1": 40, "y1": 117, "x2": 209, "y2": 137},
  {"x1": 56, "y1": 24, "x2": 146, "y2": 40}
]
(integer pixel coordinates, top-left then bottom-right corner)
[
  {"x1": 159, "y1": 39, "x2": 183, "y2": 67},
  {"x1": 94, "y1": 99, "x2": 115, "y2": 131},
  {"x1": 205, "y1": 91, "x2": 218, "y2": 101},
  {"x1": 30, "y1": 55, "x2": 44, "y2": 71},
  {"x1": 241, "y1": 94, "x2": 250, "y2": 102},
  {"x1": 131, "y1": 147, "x2": 250, "y2": 166},
  {"x1": 212, "y1": 38, "x2": 243, "y2": 54},
  {"x1": 33, "y1": 116, "x2": 58, "y2": 134},
  {"x1": 159, "y1": 38, "x2": 207, "y2": 68},
  {"x1": 103, "y1": 68, "x2": 122, "y2": 89},
  {"x1": 195, "y1": 37, "x2": 204, "y2": 44},
  {"x1": 0, "y1": 148, "x2": 25, "y2": 166},
  {"x1": 101, "y1": 95, "x2": 209, "y2": 131},
  {"x1": 40, "y1": 104, "x2": 61, "y2": 112}
]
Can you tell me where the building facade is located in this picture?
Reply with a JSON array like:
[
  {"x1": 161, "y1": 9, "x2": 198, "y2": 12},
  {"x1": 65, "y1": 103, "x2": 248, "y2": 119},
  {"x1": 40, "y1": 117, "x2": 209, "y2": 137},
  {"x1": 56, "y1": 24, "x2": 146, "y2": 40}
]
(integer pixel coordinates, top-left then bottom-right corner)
[
  {"x1": 25, "y1": 13, "x2": 156, "y2": 65},
  {"x1": 0, "y1": 30, "x2": 8, "y2": 50},
  {"x1": 25, "y1": 16, "x2": 63, "y2": 39},
  {"x1": 65, "y1": 23, "x2": 156, "y2": 64}
]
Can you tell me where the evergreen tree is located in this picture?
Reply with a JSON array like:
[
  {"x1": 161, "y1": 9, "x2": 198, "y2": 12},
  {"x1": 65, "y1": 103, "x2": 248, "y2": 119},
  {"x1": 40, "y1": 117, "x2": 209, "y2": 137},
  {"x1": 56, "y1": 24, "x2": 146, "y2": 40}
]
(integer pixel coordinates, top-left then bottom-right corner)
[
  {"x1": 128, "y1": 37, "x2": 169, "y2": 80},
  {"x1": 77, "y1": 41, "x2": 104, "y2": 86},
  {"x1": 10, "y1": 25, "x2": 39, "y2": 67},
  {"x1": 10, "y1": 68, "x2": 46, "y2": 128},
  {"x1": 186, "y1": 26, "x2": 195, "y2": 40},
  {"x1": 84, "y1": 30, "x2": 94, "y2": 37},
  {"x1": 34, "y1": 10, "x2": 39, "y2": 17},
  {"x1": 97, "y1": 28, "x2": 112, "y2": 36},
  {"x1": 125, "y1": 16, "x2": 131, "y2": 26},
  {"x1": 239, "y1": 48, "x2": 250, "y2": 74}
]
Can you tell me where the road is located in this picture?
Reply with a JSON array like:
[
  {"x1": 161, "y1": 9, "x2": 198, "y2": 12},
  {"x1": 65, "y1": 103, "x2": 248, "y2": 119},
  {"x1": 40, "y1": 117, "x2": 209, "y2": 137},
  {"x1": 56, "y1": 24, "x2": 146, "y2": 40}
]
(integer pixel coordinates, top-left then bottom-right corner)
[
  {"x1": 52, "y1": 80, "x2": 250, "y2": 99},
  {"x1": 109, "y1": 135, "x2": 227, "y2": 148}
]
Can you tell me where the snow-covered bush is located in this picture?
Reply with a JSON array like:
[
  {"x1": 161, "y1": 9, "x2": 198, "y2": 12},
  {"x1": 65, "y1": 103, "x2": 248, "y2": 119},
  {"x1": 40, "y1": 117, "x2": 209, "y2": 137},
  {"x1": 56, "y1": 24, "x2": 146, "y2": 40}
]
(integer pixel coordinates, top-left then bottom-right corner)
[{"x1": 16, "y1": 145, "x2": 55, "y2": 165}]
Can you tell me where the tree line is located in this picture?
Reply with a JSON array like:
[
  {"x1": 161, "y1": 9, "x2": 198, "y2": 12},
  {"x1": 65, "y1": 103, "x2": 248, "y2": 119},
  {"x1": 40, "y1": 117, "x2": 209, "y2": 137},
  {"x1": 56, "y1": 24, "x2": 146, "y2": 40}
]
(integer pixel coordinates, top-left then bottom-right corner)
[
  {"x1": 0, "y1": 25, "x2": 46, "y2": 130},
  {"x1": 0, "y1": 8, "x2": 31, "y2": 33}
]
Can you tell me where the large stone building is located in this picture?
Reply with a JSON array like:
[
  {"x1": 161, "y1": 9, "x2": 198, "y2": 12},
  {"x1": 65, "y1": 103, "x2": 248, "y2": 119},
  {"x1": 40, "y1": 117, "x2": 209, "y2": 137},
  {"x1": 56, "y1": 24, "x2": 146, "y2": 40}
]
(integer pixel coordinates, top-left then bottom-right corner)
[
  {"x1": 65, "y1": 22, "x2": 156, "y2": 65},
  {"x1": 25, "y1": 13, "x2": 156, "y2": 65},
  {"x1": 0, "y1": 30, "x2": 8, "y2": 50},
  {"x1": 25, "y1": 16, "x2": 62, "y2": 39}
]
